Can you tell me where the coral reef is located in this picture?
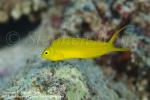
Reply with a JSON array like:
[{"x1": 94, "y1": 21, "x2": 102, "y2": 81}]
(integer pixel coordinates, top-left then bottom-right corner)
[
  {"x1": 59, "y1": 0, "x2": 150, "y2": 99},
  {"x1": 0, "y1": 0, "x2": 149, "y2": 100},
  {"x1": 0, "y1": 58, "x2": 138, "y2": 100},
  {"x1": 0, "y1": 0, "x2": 47, "y2": 22}
]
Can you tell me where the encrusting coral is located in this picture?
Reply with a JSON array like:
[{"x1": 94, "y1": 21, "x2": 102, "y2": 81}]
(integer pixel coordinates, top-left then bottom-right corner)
[{"x1": 0, "y1": 58, "x2": 138, "y2": 100}]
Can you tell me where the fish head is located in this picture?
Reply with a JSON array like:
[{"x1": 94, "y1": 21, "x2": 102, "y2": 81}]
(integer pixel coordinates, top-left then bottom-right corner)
[{"x1": 42, "y1": 48, "x2": 64, "y2": 61}]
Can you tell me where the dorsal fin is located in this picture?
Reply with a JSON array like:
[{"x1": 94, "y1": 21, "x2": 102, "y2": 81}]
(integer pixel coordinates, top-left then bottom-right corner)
[
  {"x1": 109, "y1": 26, "x2": 126, "y2": 44},
  {"x1": 51, "y1": 37, "x2": 101, "y2": 47}
]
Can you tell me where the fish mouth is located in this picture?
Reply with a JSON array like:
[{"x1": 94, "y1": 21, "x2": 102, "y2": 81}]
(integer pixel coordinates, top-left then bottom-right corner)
[
  {"x1": 41, "y1": 54, "x2": 46, "y2": 59},
  {"x1": 41, "y1": 55, "x2": 53, "y2": 61}
]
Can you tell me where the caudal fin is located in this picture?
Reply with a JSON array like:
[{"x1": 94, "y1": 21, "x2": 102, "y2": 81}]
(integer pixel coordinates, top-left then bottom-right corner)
[
  {"x1": 109, "y1": 26, "x2": 126, "y2": 44},
  {"x1": 109, "y1": 26, "x2": 129, "y2": 52}
]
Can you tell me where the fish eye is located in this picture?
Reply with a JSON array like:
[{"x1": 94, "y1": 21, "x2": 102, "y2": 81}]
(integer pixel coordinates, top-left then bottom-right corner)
[{"x1": 44, "y1": 51, "x2": 49, "y2": 55}]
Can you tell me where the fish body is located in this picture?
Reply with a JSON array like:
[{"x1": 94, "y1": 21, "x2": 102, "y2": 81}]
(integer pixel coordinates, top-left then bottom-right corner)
[{"x1": 42, "y1": 27, "x2": 129, "y2": 61}]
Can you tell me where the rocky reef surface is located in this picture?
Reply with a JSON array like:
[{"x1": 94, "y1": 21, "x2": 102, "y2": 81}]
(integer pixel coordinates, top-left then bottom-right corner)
[
  {"x1": 0, "y1": 59, "x2": 138, "y2": 100},
  {"x1": 0, "y1": 0, "x2": 149, "y2": 100}
]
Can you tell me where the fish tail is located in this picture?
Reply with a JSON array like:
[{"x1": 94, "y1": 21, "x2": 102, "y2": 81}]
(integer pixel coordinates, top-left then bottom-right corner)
[{"x1": 109, "y1": 26, "x2": 127, "y2": 44}]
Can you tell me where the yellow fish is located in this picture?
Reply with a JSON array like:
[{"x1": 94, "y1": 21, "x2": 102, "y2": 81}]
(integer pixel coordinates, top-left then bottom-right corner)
[{"x1": 42, "y1": 27, "x2": 129, "y2": 61}]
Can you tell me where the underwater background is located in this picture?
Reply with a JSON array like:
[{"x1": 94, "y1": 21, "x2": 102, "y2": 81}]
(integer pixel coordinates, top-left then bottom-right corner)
[{"x1": 0, "y1": 0, "x2": 149, "y2": 100}]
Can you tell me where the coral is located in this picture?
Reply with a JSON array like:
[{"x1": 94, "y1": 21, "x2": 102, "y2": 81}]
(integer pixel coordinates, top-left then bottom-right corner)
[
  {"x1": 0, "y1": 0, "x2": 47, "y2": 22},
  {"x1": 0, "y1": 58, "x2": 138, "y2": 100},
  {"x1": 0, "y1": 59, "x2": 90, "y2": 99},
  {"x1": 0, "y1": 0, "x2": 149, "y2": 99},
  {"x1": 53, "y1": 0, "x2": 150, "y2": 97},
  {"x1": 0, "y1": 10, "x2": 9, "y2": 23},
  {"x1": 112, "y1": 0, "x2": 150, "y2": 36}
]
